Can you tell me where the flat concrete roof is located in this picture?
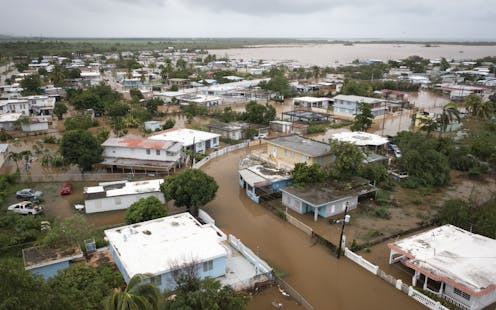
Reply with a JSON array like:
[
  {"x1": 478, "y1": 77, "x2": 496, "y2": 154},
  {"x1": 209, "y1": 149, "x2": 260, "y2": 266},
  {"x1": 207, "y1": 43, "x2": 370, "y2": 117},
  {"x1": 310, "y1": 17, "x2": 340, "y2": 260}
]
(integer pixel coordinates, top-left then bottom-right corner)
[
  {"x1": 293, "y1": 96, "x2": 332, "y2": 103},
  {"x1": 389, "y1": 224, "x2": 496, "y2": 295},
  {"x1": 267, "y1": 135, "x2": 331, "y2": 157},
  {"x1": 331, "y1": 131, "x2": 389, "y2": 146},
  {"x1": 149, "y1": 128, "x2": 220, "y2": 147},
  {"x1": 84, "y1": 179, "x2": 163, "y2": 199},
  {"x1": 281, "y1": 178, "x2": 374, "y2": 207},
  {"x1": 104, "y1": 213, "x2": 227, "y2": 277},
  {"x1": 333, "y1": 95, "x2": 383, "y2": 104}
]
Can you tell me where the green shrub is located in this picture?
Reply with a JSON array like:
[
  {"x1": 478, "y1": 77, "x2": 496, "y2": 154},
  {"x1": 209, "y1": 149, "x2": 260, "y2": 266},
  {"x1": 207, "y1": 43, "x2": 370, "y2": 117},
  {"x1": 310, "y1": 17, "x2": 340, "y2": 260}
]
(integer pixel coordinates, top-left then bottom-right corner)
[
  {"x1": 43, "y1": 135, "x2": 59, "y2": 144},
  {"x1": 372, "y1": 207, "x2": 391, "y2": 219}
]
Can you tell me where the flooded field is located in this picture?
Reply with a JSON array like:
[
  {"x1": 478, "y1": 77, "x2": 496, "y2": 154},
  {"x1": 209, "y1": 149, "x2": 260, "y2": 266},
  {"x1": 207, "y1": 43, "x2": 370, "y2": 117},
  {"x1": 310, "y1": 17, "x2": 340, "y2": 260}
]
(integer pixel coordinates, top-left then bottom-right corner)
[
  {"x1": 201, "y1": 149, "x2": 424, "y2": 310},
  {"x1": 211, "y1": 43, "x2": 496, "y2": 66}
]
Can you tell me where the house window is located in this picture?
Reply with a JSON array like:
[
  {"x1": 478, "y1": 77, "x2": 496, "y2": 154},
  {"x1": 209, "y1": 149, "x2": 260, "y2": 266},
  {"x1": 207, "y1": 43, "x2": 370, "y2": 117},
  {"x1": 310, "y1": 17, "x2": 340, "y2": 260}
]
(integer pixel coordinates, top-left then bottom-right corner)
[
  {"x1": 156, "y1": 150, "x2": 160, "y2": 155},
  {"x1": 203, "y1": 260, "x2": 213, "y2": 272},
  {"x1": 146, "y1": 149, "x2": 151, "y2": 155},
  {"x1": 453, "y1": 288, "x2": 471, "y2": 300},
  {"x1": 150, "y1": 275, "x2": 162, "y2": 286},
  {"x1": 301, "y1": 155, "x2": 307, "y2": 162},
  {"x1": 115, "y1": 198, "x2": 122, "y2": 205}
]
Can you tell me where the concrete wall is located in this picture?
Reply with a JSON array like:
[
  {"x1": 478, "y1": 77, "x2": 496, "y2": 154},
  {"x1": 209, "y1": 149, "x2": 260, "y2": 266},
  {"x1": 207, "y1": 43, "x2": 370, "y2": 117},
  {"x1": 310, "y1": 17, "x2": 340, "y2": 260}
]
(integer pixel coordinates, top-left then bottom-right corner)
[
  {"x1": 444, "y1": 284, "x2": 496, "y2": 310},
  {"x1": 282, "y1": 191, "x2": 303, "y2": 214},
  {"x1": 85, "y1": 191, "x2": 165, "y2": 214},
  {"x1": 109, "y1": 243, "x2": 130, "y2": 282},
  {"x1": 21, "y1": 122, "x2": 48, "y2": 132},
  {"x1": 104, "y1": 146, "x2": 180, "y2": 163},
  {"x1": 209, "y1": 128, "x2": 242, "y2": 141},
  {"x1": 31, "y1": 260, "x2": 70, "y2": 280},
  {"x1": 321, "y1": 196, "x2": 358, "y2": 218}
]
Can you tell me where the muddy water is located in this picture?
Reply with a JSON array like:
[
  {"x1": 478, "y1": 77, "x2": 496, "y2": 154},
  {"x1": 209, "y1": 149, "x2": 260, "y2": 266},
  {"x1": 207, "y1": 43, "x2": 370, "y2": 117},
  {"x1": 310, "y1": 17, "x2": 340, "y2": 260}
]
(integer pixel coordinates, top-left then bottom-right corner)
[
  {"x1": 201, "y1": 149, "x2": 424, "y2": 310},
  {"x1": 211, "y1": 43, "x2": 496, "y2": 66}
]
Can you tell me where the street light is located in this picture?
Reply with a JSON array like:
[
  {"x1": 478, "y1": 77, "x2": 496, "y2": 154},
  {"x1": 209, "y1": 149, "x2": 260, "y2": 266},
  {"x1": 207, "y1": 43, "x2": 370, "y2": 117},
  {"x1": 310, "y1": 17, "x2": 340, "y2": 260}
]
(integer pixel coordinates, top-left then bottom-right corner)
[{"x1": 337, "y1": 201, "x2": 351, "y2": 259}]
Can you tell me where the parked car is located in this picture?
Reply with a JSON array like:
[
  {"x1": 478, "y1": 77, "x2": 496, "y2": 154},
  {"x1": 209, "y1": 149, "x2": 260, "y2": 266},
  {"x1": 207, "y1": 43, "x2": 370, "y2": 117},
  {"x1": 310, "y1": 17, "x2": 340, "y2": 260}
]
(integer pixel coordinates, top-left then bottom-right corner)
[
  {"x1": 253, "y1": 133, "x2": 267, "y2": 140},
  {"x1": 389, "y1": 144, "x2": 402, "y2": 158},
  {"x1": 8, "y1": 201, "x2": 43, "y2": 215},
  {"x1": 60, "y1": 183, "x2": 72, "y2": 195},
  {"x1": 16, "y1": 188, "x2": 43, "y2": 199}
]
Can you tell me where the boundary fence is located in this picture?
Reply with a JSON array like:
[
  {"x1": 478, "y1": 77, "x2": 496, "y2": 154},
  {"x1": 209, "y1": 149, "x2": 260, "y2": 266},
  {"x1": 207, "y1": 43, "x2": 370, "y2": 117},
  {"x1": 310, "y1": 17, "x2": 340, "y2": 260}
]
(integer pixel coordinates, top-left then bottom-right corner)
[
  {"x1": 193, "y1": 141, "x2": 249, "y2": 169},
  {"x1": 285, "y1": 212, "x2": 313, "y2": 236},
  {"x1": 274, "y1": 277, "x2": 314, "y2": 310}
]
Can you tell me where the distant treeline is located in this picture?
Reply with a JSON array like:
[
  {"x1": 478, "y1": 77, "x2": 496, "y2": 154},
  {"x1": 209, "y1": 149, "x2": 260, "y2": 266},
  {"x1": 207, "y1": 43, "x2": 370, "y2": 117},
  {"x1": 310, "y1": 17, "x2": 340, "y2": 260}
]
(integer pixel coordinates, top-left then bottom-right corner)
[{"x1": 1, "y1": 38, "x2": 496, "y2": 58}]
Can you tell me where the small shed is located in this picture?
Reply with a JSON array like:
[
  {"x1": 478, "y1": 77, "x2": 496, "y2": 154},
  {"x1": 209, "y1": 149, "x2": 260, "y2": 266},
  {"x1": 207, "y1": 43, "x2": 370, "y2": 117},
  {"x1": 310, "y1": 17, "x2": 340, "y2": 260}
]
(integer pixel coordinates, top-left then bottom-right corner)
[
  {"x1": 22, "y1": 246, "x2": 83, "y2": 280},
  {"x1": 144, "y1": 121, "x2": 162, "y2": 132}
]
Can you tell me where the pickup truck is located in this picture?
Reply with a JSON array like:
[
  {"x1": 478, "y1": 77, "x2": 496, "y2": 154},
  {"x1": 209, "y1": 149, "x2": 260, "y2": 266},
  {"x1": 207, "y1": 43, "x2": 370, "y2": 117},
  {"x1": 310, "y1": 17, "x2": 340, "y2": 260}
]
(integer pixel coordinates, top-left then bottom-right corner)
[{"x1": 8, "y1": 201, "x2": 44, "y2": 215}]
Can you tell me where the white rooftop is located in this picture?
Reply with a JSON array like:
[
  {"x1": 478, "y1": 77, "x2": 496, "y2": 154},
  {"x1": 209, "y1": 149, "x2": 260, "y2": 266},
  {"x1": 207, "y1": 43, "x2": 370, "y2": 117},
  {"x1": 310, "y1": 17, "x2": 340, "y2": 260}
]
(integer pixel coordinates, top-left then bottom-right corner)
[
  {"x1": 293, "y1": 96, "x2": 331, "y2": 103},
  {"x1": 0, "y1": 113, "x2": 22, "y2": 122},
  {"x1": 105, "y1": 213, "x2": 227, "y2": 277},
  {"x1": 389, "y1": 224, "x2": 496, "y2": 294},
  {"x1": 84, "y1": 179, "x2": 163, "y2": 198},
  {"x1": 149, "y1": 128, "x2": 220, "y2": 147},
  {"x1": 333, "y1": 94, "x2": 383, "y2": 104},
  {"x1": 332, "y1": 131, "x2": 388, "y2": 146}
]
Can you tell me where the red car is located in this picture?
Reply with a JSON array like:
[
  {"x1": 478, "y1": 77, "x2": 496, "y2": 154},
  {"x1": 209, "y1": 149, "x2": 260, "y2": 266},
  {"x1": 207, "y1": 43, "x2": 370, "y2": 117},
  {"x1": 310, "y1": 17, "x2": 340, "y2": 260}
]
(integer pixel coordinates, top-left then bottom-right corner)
[{"x1": 60, "y1": 183, "x2": 72, "y2": 195}]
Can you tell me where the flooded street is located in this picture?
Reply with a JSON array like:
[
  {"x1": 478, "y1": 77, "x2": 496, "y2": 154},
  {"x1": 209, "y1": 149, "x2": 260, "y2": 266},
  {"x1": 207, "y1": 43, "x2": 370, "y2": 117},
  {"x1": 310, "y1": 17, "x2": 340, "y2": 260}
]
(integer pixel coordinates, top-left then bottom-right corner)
[
  {"x1": 201, "y1": 149, "x2": 424, "y2": 310},
  {"x1": 211, "y1": 43, "x2": 496, "y2": 66}
]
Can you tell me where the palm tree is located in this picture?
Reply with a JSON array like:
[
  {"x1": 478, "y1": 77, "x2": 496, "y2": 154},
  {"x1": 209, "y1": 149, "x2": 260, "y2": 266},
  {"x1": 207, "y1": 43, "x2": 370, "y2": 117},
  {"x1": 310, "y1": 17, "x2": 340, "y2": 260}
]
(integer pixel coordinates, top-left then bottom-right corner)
[
  {"x1": 7, "y1": 151, "x2": 22, "y2": 170},
  {"x1": 418, "y1": 117, "x2": 438, "y2": 136},
  {"x1": 464, "y1": 94, "x2": 482, "y2": 116},
  {"x1": 475, "y1": 101, "x2": 494, "y2": 119},
  {"x1": 439, "y1": 102, "x2": 461, "y2": 134},
  {"x1": 104, "y1": 274, "x2": 160, "y2": 310}
]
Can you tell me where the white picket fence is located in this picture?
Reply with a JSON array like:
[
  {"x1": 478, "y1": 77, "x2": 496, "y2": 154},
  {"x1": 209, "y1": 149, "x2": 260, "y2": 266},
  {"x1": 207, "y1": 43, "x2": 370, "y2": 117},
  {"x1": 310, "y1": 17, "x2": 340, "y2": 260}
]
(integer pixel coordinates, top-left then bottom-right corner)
[
  {"x1": 193, "y1": 141, "x2": 249, "y2": 169},
  {"x1": 228, "y1": 234, "x2": 272, "y2": 274},
  {"x1": 344, "y1": 248, "x2": 379, "y2": 275}
]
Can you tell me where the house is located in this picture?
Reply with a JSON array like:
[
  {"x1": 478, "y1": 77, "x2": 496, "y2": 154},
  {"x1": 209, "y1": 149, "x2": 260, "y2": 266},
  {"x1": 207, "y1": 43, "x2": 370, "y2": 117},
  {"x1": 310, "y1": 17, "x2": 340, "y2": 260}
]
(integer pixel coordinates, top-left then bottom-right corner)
[
  {"x1": 269, "y1": 121, "x2": 293, "y2": 134},
  {"x1": 22, "y1": 246, "x2": 83, "y2": 280},
  {"x1": 100, "y1": 134, "x2": 182, "y2": 174},
  {"x1": 21, "y1": 116, "x2": 50, "y2": 132},
  {"x1": 238, "y1": 156, "x2": 293, "y2": 203},
  {"x1": 0, "y1": 144, "x2": 8, "y2": 168},
  {"x1": 179, "y1": 94, "x2": 222, "y2": 108},
  {"x1": 168, "y1": 78, "x2": 190, "y2": 88},
  {"x1": 293, "y1": 97, "x2": 332, "y2": 110},
  {"x1": 149, "y1": 128, "x2": 220, "y2": 154},
  {"x1": 207, "y1": 122, "x2": 247, "y2": 141},
  {"x1": 388, "y1": 225, "x2": 496, "y2": 310},
  {"x1": 144, "y1": 121, "x2": 162, "y2": 132},
  {"x1": 281, "y1": 178, "x2": 376, "y2": 221},
  {"x1": 0, "y1": 113, "x2": 22, "y2": 130},
  {"x1": 153, "y1": 91, "x2": 187, "y2": 104},
  {"x1": 253, "y1": 135, "x2": 333, "y2": 170},
  {"x1": 0, "y1": 99, "x2": 30, "y2": 115},
  {"x1": 84, "y1": 179, "x2": 165, "y2": 214},
  {"x1": 105, "y1": 212, "x2": 272, "y2": 291},
  {"x1": 332, "y1": 95, "x2": 387, "y2": 117}
]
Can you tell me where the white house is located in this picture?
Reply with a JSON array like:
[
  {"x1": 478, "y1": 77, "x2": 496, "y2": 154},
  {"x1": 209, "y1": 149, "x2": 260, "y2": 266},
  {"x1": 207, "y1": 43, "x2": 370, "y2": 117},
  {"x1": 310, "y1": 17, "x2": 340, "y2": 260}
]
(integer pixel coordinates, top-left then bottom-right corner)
[
  {"x1": 332, "y1": 95, "x2": 386, "y2": 117},
  {"x1": 144, "y1": 121, "x2": 162, "y2": 132},
  {"x1": 0, "y1": 113, "x2": 22, "y2": 130},
  {"x1": 207, "y1": 122, "x2": 245, "y2": 141},
  {"x1": 101, "y1": 134, "x2": 182, "y2": 173},
  {"x1": 0, "y1": 144, "x2": 8, "y2": 169},
  {"x1": 105, "y1": 212, "x2": 273, "y2": 291},
  {"x1": 84, "y1": 179, "x2": 165, "y2": 214},
  {"x1": 179, "y1": 94, "x2": 222, "y2": 108},
  {"x1": 149, "y1": 128, "x2": 220, "y2": 153},
  {"x1": 21, "y1": 116, "x2": 50, "y2": 132},
  {"x1": 0, "y1": 100, "x2": 30, "y2": 115},
  {"x1": 388, "y1": 225, "x2": 496, "y2": 310},
  {"x1": 293, "y1": 97, "x2": 331, "y2": 110}
]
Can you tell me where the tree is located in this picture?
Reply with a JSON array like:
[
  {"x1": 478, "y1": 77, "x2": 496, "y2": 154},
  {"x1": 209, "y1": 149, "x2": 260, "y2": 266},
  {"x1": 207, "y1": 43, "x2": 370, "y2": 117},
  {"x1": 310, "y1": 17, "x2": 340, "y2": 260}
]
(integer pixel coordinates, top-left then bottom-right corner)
[
  {"x1": 48, "y1": 263, "x2": 122, "y2": 310},
  {"x1": 438, "y1": 102, "x2": 461, "y2": 133},
  {"x1": 439, "y1": 57, "x2": 450, "y2": 71},
  {"x1": 125, "y1": 196, "x2": 168, "y2": 224},
  {"x1": 40, "y1": 214, "x2": 95, "y2": 249},
  {"x1": 163, "y1": 277, "x2": 248, "y2": 310},
  {"x1": 8, "y1": 151, "x2": 23, "y2": 170},
  {"x1": 145, "y1": 98, "x2": 162, "y2": 115},
  {"x1": 341, "y1": 80, "x2": 373, "y2": 97},
  {"x1": 475, "y1": 101, "x2": 494, "y2": 119},
  {"x1": 259, "y1": 74, "x2": 295, "y2": 98},
  {"x1": 464, "y1": 94, "x2": 482, "y2": 116},
  {"x1": 351, "y1": 102, "x2": 375, "y2": 132},
  {"x1": 20, "y1": 74, "x2": 42, "y2": 96},
  {"x1": 60, "y1": 130, "x2": 103, "y2": 172},
  {"x1": 360, "y1": 162, "x2": 388, "y2": 185},
  {"x1": 0, "y1": 259, "x2": 52, "y2": 310},
  {"x1": 104, "y1": 274, "x2": 160, "y2": 310},
  {"x1": 418, "y1": 117, "x2": 439, "y2": 136},
  {"x1": 130, "y1": 88, "x2": 144, "y2": 102},
  {"x1": 328, "y1": 140, "x2": 364, "y2": 180},
  {"x1": 64, "y1": 114, "x2": 96, "y2": 131},
  {"x1": 293, "y1": 163, "x2": 325, "y2": 186},
  {"x1": 244, "y1": 101, "x2": 276, "y2": 125},
  {"x1": 53, "y1": 102, "x2": 68, "y2": 120},
  {"x1": 162, "y1": 119, "x2": 175, "y2": 130},
  {"x1": 160, "y1": 169, "x2": 218, "y2": 217}
]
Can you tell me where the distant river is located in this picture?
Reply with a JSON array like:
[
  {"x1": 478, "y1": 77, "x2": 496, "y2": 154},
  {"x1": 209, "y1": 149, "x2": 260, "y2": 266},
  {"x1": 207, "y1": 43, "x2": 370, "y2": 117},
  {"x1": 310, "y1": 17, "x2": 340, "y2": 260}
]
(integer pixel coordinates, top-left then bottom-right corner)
[{"x1": 210, "y1": 43, "x2": 496, "y2": 66}]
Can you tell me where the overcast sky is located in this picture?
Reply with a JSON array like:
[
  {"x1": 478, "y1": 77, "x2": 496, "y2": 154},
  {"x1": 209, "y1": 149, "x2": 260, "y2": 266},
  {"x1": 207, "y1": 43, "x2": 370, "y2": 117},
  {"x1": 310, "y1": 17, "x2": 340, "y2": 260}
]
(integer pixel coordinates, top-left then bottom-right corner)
[{"x1": 1, "y1": 0, "x2": 496, "y2": 39}]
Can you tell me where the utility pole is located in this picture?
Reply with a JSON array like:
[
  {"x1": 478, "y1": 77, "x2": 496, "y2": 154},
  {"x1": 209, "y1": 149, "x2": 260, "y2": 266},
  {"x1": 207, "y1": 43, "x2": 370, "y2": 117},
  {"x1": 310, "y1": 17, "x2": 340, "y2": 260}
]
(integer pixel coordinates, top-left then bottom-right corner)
[{"x1": 337, "y1": 201, "x2": 351, "y2": 259}]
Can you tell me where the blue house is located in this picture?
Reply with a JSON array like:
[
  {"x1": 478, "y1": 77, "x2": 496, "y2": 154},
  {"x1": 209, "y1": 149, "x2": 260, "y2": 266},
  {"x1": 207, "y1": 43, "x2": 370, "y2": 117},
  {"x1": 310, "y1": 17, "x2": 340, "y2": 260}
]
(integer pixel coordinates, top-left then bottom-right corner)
[
  {"x1": 105, "y1": 213, "x2": 229, "y2": 291},
  {"x1": 22, "y1": 246, "x2": 84, "y2": 280},
  {"x1": 239, "y1": 162, "x2": 293, "y2": 204},
  {"x1": 281, "y1": 178, "x2": 376, "y2": 221}
]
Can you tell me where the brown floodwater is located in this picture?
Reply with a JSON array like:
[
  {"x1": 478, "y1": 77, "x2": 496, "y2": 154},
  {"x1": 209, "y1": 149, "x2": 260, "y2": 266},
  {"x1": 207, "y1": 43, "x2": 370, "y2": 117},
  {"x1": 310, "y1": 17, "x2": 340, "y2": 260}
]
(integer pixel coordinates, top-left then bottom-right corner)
[
  {"x1": 210, "y1": 43, "x2": 496, "y2": 66},
  {"x1": 201, "y1": 149, "x2": 424, "y2": 310}
]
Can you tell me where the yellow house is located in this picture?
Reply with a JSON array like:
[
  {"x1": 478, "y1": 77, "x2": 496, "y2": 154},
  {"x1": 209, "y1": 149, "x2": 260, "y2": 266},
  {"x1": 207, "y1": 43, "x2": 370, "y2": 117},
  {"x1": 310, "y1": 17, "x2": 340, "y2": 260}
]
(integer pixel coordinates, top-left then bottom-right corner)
[{"x1": 265, "y1": 135, "x2": 333, "y2": 167}]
